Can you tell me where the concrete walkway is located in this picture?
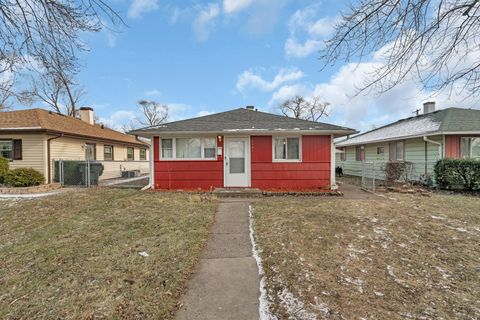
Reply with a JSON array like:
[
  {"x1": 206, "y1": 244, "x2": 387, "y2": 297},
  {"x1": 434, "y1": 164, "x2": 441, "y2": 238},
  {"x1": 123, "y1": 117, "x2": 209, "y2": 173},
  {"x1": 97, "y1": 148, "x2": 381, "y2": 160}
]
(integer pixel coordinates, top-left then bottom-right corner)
[{"x1": 176, "y1": 200, "x2": 260, "y2": 320}]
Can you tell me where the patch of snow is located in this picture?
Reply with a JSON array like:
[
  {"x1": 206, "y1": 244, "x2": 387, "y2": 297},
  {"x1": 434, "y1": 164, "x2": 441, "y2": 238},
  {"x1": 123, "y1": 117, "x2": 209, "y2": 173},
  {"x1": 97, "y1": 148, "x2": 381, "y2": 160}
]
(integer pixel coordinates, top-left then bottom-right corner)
[
  {"x1": 278, "y1": 288, "x2": 317, "y2": 320},
  {"x1": 343, "y1": 277, "x2": 365, "y2": 293},
  {"x1": 374, "y1": 291, "x2": 384, "y2": 297},
  {"x1": 431, "y1": 215, "x2": 446, "y2": 220},
  {"x1": 446, "y1": 226, "x2": 467, "y2": 233},
  {"x1": 249, "y1": 205, "x2": 275, "y2": 320},
  {"x1": 138, "y1": 251, "x2": 149, "y2": 257}
]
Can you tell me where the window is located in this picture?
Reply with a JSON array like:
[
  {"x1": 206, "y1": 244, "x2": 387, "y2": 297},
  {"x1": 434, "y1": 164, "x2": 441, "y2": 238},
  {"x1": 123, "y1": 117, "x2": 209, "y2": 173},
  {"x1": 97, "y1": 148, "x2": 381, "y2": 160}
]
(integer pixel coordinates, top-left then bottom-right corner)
[
  {"x1": 127, "y1": 147, "x2": 134, "y2": 160},
  {"x1": 85, "y1": 143, "x2": 96, "y2": 160},
  {"x1": 177, "y1": 138, "x2": 201, "y2": 158},
  {"x1": 340, "y1": 147, "x2": 346, "y2": 161},
  {"x1": 461, "y1": 137, "x2": 480, "y2": 159},
  {"x1": 273, "y1": 137, "x2": 300, "y2": 161},
  {"x1": 140, "y1": 148, "x2": 147, "y2": 160},
  {"x1": 377, "y1": 146, "x2": 384, "y2": 155},
  {"x1": 161, "y1": 139, "x2": 173, "y2": 159},
  {"x1": 356, "y1": 145, "x2": 365, "y2": 161},
  {"x1": 0, "y1": 140, "x2": 13, "y2": 160},
  {"x1": 160, "y1": 138, "x2": 217, "y2": 160},
  {"x1": 104, "y1": 145, "x2": 113, "y2": 160},
  {"x1": 389, "y1": 141, "x2": 404, "y2": 160}
]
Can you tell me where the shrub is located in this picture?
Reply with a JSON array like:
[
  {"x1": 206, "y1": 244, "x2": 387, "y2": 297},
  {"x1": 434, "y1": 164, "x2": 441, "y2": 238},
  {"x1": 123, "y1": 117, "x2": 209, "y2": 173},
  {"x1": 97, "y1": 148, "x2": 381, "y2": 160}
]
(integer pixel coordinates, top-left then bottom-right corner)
[
  {"x1": 4, "y1": 168, "x2": 45, "y2": 187},
  {"x1": 434, "y1": 159, "x2": 480, "y2": 190},
  {"x1": 0, "y1": 156, "x2": 8, "y2": 183},
  {"x1": 384, "y1": 161, "x2": 414, "y2": 184}
]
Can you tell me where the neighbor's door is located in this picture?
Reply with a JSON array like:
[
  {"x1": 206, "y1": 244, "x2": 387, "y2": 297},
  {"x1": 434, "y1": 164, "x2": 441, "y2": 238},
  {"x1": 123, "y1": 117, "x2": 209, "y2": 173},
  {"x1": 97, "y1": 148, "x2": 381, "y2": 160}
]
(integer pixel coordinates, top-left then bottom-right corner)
[{"x1": 224, "y1": 137, "x2": 250, "y2": 187}]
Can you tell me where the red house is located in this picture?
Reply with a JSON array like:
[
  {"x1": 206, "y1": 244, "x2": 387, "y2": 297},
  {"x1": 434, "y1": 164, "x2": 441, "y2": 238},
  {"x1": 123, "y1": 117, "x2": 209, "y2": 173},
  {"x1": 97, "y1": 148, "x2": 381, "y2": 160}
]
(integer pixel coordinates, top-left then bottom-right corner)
[{"x1": 132, "y1": 107, "x2": 356, "y2": 191}]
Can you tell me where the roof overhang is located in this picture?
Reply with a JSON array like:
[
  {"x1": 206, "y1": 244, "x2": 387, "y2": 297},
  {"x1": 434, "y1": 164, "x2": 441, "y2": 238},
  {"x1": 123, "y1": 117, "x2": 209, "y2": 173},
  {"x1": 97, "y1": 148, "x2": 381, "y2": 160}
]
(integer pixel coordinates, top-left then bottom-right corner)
[
  {"x1": 0, "y1": 128, "x2": 149, "y2": 147},
  {"x1": 335, "y1": 131, "x2": 443, "y2": 147},
  {"x1": 131, "y1": 129, "x2": 358, "y2": 138}
]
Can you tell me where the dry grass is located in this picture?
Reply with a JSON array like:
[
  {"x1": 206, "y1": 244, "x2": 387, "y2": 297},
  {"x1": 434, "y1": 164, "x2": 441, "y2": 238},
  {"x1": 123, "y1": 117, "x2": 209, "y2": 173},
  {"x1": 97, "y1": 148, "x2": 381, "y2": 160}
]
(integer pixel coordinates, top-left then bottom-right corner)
[
  {"x1": 253, "y1": 194, "x2": 480, "y2": 319},
  {"x1": 0, "y1": 189, "x2": 217, "y2": 319}
]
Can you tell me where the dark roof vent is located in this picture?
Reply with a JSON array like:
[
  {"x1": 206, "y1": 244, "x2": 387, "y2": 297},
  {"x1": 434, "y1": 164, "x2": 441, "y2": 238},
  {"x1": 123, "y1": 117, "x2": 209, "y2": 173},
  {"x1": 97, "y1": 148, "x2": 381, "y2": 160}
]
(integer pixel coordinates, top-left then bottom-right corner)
[
  {"x1": 79, "y1": 107, "x2": 94, "y2": 111},
  {"x1": 246, "y1": 105, "x2": 255, "y2": 110}
]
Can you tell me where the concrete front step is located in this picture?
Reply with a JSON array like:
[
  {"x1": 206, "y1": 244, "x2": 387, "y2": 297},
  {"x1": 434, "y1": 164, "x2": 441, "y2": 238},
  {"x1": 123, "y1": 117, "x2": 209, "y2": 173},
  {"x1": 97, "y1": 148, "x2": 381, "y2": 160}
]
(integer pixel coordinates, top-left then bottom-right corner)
[{"x1": 212, "y1": 188, "x2": 262, "y2": 198}]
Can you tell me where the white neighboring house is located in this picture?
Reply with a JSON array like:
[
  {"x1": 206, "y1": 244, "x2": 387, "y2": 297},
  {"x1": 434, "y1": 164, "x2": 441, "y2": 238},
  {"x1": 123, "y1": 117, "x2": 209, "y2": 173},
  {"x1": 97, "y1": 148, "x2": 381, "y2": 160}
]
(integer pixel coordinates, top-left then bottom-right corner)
[{"x1": 0, "y1": 107, "x2": 149, "y2": 183}]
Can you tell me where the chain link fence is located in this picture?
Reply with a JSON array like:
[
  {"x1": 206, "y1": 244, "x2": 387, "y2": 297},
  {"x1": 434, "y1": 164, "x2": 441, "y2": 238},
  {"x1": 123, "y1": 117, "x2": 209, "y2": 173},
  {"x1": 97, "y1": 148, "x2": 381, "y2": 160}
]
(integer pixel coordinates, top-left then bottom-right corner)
[
  {"x1": 53, "y1": 160, "x2": 104, "y2": 187},
  {"x1": 358, "y1": 160, "x2": 438, "y2": 192}
]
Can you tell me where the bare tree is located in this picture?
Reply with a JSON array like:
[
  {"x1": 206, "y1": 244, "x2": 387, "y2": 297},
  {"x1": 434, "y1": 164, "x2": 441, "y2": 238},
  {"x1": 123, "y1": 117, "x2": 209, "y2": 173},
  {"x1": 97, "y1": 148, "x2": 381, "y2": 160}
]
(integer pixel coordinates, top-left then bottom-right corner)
[
  {"x1": 21, "y1": 67, "x2": 85, "y2": 116},
  {"x1": 137, "y1": 100, "x2": 169, "y2": 126},
  {"x1": 320, "y1": 0, "x2": 480, "y2": 97},
  {"x1": 279, "y1": 95, "x2": 329, "y2": 121},
  {"x1": 0, "y1": 0, "x2": 122, "y2": 104}
]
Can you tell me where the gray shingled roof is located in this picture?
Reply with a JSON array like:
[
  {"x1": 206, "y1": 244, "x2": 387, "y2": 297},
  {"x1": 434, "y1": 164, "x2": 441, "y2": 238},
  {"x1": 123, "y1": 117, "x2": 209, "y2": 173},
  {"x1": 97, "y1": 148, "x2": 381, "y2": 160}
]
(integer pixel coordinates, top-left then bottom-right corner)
[
  {"x1": 337, "y1": 107, "x2": 480, "y2": 147},
  {"x1": 131, "y1": 108, "x2": 356, "y2": 136}
]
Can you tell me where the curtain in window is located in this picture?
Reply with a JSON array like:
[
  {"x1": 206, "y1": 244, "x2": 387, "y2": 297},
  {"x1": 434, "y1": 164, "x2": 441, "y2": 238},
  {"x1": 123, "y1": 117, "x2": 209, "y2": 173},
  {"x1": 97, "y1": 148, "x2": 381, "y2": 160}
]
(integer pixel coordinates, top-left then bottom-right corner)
[{"x1": 176, "y1": 138, "x2": 201, "y2": 158}]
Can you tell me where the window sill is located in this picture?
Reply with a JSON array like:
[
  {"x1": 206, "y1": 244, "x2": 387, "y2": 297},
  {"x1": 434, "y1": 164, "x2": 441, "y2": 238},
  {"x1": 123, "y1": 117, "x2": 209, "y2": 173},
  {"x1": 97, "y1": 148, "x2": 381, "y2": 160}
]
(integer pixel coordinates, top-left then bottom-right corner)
[{"x1": 272, "y1": 159, "x2": 302, "y2": 163}]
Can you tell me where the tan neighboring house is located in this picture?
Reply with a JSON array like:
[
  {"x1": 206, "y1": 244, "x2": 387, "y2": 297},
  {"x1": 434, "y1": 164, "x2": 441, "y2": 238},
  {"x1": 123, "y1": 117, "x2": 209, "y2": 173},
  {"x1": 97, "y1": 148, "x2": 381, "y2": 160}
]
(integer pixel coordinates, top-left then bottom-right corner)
[{"x1": 0, "y1": 107, "x2": 149, "y2": 183}]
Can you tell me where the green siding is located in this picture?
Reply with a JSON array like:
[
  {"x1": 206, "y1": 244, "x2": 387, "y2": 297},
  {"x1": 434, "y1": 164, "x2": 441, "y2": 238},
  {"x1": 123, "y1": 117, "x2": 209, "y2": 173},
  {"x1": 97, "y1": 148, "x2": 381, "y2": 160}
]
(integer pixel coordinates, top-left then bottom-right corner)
[{"x1": 336, "y1": 135, "x2": 443, "y2": 181}]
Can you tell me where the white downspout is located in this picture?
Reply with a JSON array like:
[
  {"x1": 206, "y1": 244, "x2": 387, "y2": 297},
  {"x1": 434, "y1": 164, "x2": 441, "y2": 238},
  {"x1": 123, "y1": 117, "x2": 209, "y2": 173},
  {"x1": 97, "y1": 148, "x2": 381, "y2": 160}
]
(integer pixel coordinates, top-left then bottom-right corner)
[
  {"x1": 423, "y1": 136, "x2": 442, "y2": 160},
  {"x1": 330, "y1": 134, "x2": 337, "y2": 190},
  {"x1": 141, "y1": 136, "x2": 154, "y2": 191}
]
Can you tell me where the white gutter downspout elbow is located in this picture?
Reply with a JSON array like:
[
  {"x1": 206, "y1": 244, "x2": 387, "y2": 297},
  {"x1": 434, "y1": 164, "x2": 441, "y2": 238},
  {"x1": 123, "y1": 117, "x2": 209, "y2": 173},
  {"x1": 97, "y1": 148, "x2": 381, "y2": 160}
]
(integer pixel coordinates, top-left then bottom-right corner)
[{"x1": 423, "y1": 136, "x2": 442, "y2": 159}]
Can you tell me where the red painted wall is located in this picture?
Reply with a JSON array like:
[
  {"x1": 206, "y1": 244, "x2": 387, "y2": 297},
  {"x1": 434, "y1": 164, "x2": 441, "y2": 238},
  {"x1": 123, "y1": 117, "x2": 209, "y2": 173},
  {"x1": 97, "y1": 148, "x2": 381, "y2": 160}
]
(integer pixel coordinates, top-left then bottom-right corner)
[
  {"x1": 445, "y1": 135, "x2": 461, "y2": 159},
  {"x1": 153, "y1": 135, "x2": 332, "y2": 190},
  {"x1": 153, "y1": 136, "x2": 224, "y2": 190},
  {"x1": 250, "y1": 135, "x2": 331, "y2": 190}
]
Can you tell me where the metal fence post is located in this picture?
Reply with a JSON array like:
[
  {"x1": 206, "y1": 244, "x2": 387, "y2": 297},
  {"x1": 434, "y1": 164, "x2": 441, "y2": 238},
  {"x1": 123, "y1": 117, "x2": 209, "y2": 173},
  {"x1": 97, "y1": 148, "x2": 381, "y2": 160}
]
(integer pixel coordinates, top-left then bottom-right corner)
[
  {"x1": 87, "y1": 160, "x2": 91, "y2": 188},
  {"x1": 60, "y1": 160, "x2": 64, "y2": 186}
]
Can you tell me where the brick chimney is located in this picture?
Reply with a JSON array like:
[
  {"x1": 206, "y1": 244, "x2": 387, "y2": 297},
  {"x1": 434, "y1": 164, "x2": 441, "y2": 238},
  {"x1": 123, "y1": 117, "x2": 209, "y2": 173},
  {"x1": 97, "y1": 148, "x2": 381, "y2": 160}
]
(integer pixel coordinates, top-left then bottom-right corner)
[
  {"x1": 423, "y1": 101, "x2": 435, "y2": 114},
  {"x1": 79, "y1": 107, "x2": 94, "y2": 125}
]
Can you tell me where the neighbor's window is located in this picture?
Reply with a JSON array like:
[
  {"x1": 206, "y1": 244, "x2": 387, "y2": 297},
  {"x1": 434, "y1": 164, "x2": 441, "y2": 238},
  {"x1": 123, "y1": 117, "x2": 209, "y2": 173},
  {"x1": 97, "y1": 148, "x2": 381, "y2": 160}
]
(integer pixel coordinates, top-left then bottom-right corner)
[
  {"x1": 161, "y1": 138, "x2": 216, "y2": 160},
  {"x1": 339, "y1": 147, "x2": 346, "y2": 161},
  {"x1": 461, "y1": 137, "x2": 480, "y2": 159},
  {"x1": 274, "y1": 137, "x2": 300, "y2": 161},
  {"x1": 104, "y1": 145, "x2": 113, "y2": 160},
  {"x1": 389, "y1": 141, "x2": 404, "y2": 161},
  {"x1": 140, "y1": 148, "x2": 147, "y2": 160},
  {"x1": 161, "y1": 139, "x2": 173, "y2": 159},
  {"x1": 355, "y1": 145, "x2": 365, "y2": 161},
  {"x1": 85, "y1": 143, "x2": 96, "y2": 161},
  {"x1": 0, "y1": 140, "x2": 13, "y2": 160},
  {"x1": 127, "y1": 147, "x2": 134, "y2": 160},
  {"x1": 377, "y1": 146, "x2": 384, "y2": 155}
]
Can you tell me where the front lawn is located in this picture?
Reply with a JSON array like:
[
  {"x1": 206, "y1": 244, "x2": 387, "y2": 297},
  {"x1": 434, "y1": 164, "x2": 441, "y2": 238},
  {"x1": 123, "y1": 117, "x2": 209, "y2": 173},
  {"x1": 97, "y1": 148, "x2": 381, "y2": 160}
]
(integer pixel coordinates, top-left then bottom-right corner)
[
  {"x1": 253, "y1": 194, "x2": 480, "y2": 319},
  {"x1": 0, "y1": 189, "x2": 216, "y2": 319}
]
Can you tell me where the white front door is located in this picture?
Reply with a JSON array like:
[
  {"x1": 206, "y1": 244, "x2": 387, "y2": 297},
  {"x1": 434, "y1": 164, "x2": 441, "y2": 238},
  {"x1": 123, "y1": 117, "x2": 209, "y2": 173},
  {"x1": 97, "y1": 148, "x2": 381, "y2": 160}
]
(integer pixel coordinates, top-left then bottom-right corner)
[{"x1": 224, "y1": 137, "x2": 250, "y2": 187}]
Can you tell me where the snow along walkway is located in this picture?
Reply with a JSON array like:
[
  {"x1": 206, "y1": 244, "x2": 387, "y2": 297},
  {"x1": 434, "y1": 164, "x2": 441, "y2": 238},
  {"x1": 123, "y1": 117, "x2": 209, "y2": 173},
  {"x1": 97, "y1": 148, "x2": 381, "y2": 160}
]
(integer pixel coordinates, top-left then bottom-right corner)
[{"x1": 175, "y1": 199, "x2": 261, "y2": 320}]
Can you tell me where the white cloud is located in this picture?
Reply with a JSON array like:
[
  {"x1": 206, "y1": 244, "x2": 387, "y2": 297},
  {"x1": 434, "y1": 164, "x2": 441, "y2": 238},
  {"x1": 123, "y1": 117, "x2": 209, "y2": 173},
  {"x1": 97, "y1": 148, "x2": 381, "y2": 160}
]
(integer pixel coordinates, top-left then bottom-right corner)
[
  {"x1": 236, "y1": 68, "x2": 305, "y2": 94},
  {"x1": 144, "y1": 89, "x2": 161, "y2": 97},
  {"x1": 128, "y1": 0, "x2": 159, "y2": 19},
  {"x1": 197, "y1": 110, "x2": 213, "y2": 117},
  {"x1": 192, "y1": 3, "x2": 220, "y2": 42},
  {"x1": 223, "y1": 0, "x2": 253, "y2": 14},
  {"x1": 269, "y1": 83, "x2": 311, "y2": 105},
  {"x1": 99, "y1": 110, "x2": 137, "y2": 131},
  {"x1": 285, "y1": 5, "x2": 338, "y2": 58}
]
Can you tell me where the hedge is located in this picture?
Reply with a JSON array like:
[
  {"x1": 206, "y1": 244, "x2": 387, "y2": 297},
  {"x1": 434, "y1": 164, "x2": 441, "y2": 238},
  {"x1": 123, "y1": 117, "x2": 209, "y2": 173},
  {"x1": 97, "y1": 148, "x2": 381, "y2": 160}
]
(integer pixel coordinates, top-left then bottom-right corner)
[
  {"x1": 3, "y1": 168, "x2": 45, "y2": 187},
  {"x1": 434, "y1": 158, "x2": 480, "y2": 190},
  {"x1": 0, "y1": 156, "x2": 8, "y2": 183}
]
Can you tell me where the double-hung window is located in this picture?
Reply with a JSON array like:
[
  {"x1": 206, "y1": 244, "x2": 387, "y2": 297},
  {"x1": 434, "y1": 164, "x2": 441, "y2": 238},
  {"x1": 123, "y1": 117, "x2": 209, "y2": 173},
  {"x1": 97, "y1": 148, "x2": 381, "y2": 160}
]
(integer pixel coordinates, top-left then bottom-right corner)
[
  {"x1": 0, "y1": 140, "x2": 13, "y2": 160},
  {"x1": 140, "y1": 148, "x2": 147, "y2": 160},
  {"x1": 127, "y1": 147, "x2": 134, "y2": 161},
  {"x1": 356, "y1": 145, "x2": 365, "y2": 161},
  {"x1": 389, "y1": 141, "x2": 404, "y2": 160},
  {"x1": 461, "y1": 137, "x2": 480, "y2": 159},
  {"x1": 273, "y1": 137, "x2": 300, "y2": 161},
  {"x1": 161, "y1": 138, "x2": 217, "y2": 160},
  {"x1": 104, "y1": 145, "x2": 113, "y2": 160}
]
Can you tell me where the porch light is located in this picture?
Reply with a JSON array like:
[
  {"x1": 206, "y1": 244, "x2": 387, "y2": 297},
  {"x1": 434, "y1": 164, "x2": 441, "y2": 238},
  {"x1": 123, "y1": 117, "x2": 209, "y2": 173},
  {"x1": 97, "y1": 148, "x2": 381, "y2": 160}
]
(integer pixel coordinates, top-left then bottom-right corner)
[{"x1": 217, "y1": 135, "x2": 222, "y2": 142}]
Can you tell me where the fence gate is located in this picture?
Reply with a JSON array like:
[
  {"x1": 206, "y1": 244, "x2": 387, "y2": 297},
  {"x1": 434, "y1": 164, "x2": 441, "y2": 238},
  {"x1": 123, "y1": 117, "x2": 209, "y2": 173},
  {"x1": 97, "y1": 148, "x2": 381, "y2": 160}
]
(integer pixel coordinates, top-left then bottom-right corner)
[
  {"x1": 54, "y1": 160, "x2": 104, "y2": 187},
  {"x1": 361, "y1": 161, "x2": 376, "y2": 192}
]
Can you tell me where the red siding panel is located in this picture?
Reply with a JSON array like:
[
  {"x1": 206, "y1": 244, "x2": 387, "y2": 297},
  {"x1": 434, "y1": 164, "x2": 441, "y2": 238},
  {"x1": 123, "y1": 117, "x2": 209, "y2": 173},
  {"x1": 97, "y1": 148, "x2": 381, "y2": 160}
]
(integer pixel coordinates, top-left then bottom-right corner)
[
  {"x1": 153, "y1": 136, "x2": 223, "y2": 190},
  {"x1": 445, "y1": 135, "x2": 461, "y2": 159},
  {"x1": 250, "y1": 135, "x2": 331, "y2": 191}
]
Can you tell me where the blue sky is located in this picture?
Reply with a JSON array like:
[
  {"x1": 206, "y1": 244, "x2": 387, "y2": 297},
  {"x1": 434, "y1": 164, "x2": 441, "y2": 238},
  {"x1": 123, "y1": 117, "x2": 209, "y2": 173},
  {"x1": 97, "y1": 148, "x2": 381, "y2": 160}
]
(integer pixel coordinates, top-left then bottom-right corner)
[{"x1": 76, "y1": 0, "x2": 479, "y2": 132}]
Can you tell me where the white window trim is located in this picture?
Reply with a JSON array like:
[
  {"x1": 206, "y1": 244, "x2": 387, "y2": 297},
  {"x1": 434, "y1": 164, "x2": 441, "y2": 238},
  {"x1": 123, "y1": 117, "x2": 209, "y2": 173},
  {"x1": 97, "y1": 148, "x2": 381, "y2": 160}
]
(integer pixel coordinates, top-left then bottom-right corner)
[
  {"x1": 272, "y1": 136, "x2": 302, "y2": 163},
  {"x1": 160, "y1": 137, "x2": 217, "y2": 161},
  {"x1": 0, "y1": 139, "x2": 13, "y2": 160},
  {"x1": 461, "y1": 136, "x2": 480, "y2": 159}
]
